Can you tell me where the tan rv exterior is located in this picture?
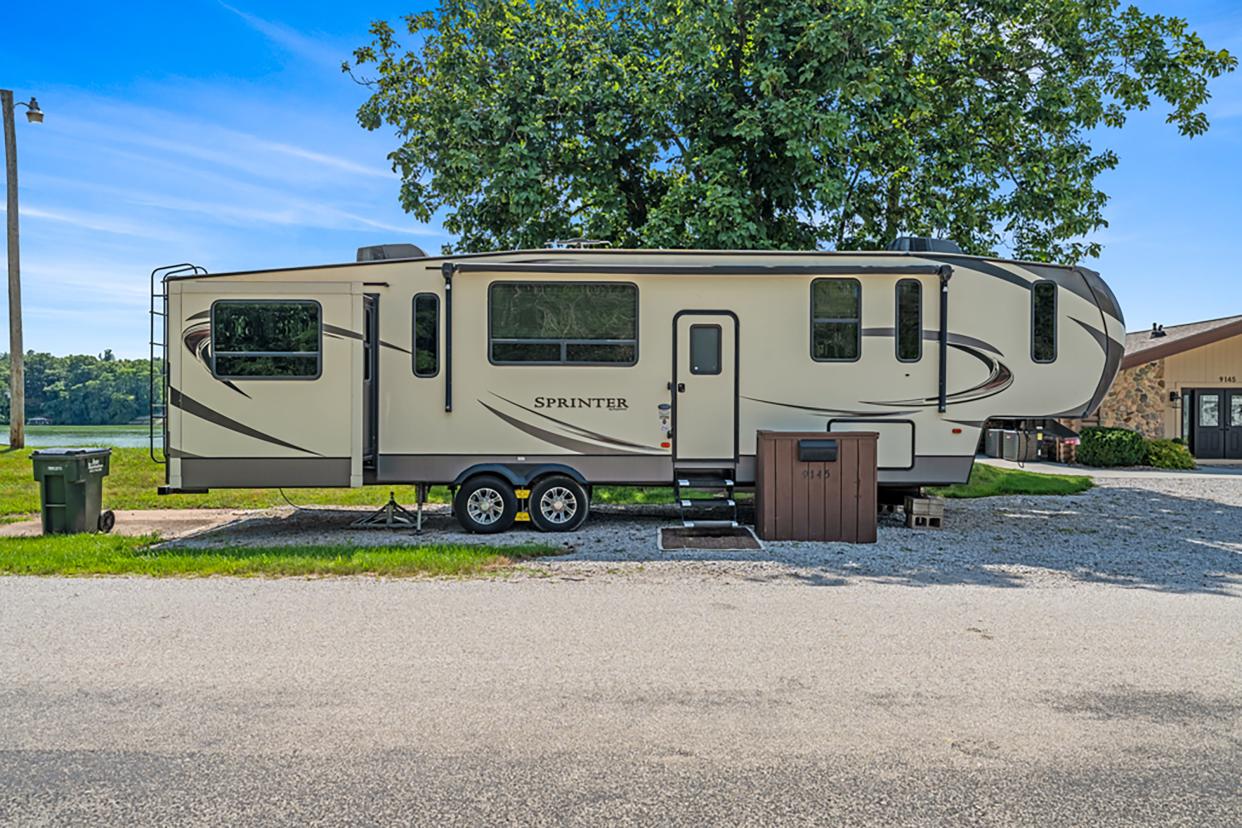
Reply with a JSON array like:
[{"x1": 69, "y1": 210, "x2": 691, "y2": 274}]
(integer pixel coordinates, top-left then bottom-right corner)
[{"x1": 157, "y1": 248, "x2": 1124, "y2": 509}]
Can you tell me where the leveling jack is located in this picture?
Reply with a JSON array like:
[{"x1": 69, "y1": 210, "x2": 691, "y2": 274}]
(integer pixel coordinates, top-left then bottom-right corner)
[{"x1": 351, "y1": 485, "x2": 429, "y2": 531}]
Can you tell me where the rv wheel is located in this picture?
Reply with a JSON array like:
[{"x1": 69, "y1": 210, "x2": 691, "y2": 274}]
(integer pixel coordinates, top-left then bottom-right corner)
[
  {"x1": 529, "y1": 476, "x2": 589, "y2": 532},
  {"x1": 454, "y1": 475, "x2": 518, "y2": 534}
]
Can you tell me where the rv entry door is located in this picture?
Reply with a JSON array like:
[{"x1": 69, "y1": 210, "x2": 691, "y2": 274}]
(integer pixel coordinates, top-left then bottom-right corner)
[{"x1": 673, "y1": 312, "x2": 738, "y2": 463}]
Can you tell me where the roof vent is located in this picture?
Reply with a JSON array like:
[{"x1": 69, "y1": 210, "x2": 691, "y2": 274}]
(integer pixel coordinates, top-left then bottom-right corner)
[
  {"x1": 1151, "y1": 323, "x2": 1166, "y2": 339},
  {"x1": 886, "y1": 236, "x2": 963, "y2": 254},
  {"x1": 356, "y1": 243, "x2": 427, "y2": 262}
]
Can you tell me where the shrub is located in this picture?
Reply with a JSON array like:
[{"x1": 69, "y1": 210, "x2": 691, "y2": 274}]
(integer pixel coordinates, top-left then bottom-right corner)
[
  {"x1": 1143, "y1": 438, "x2": 1197, "y2": 470},
  {"x1": 1077, "y1": 427, "x2": 1147, "y2": 467}
]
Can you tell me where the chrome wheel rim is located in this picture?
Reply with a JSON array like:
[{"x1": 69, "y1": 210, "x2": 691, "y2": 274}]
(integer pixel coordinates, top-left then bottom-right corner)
[
  {"x1": 539, "y1": 487, "x2": 578, "y2": 525},
  {"x1": 466, "y1": 487, "x2": 506, "y2": 525}
]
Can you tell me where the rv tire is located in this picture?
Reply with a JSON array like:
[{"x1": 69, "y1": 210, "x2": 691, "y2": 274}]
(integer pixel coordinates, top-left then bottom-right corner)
[
  {"x1": 528, "y1": 476, "x2": 589, "y2": 532},
  {"x1": 454, "y1": 475, "x2": 518, "y2": 534}
]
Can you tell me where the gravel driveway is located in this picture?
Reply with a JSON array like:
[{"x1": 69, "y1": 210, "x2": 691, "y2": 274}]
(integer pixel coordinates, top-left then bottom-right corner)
[{"x1": 166, "y1": 470, "x2": 1242, "y2": 595}]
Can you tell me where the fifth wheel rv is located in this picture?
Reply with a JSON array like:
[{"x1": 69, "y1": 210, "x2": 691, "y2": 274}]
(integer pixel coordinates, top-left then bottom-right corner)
[{"x1": 150, "y1": 242, "x2": 1124, "y2": 533}]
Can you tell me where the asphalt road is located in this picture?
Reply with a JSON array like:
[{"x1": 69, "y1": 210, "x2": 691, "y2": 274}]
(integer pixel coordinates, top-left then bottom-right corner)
[{"x1": 1, "y1": 576, "x2": 1239, "y2": 826}]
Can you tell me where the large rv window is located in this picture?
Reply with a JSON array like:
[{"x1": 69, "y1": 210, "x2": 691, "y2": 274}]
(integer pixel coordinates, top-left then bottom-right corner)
[
  {"x1": 1031, "y1": 281, "x2": 1057, "y2": 362},
  {"x1": 895, "y1": 279, "x2": 922, "y2": 362},
  {"x1": 489, "y1": 282, "x2": 638, "y2": 365},
  {"x1": 413, "y1": 293, "x2": 439, "y2": 377},
  {"x1": 211, "y1": 301, "x2": 320, "y2": 379},
  {"x1": 811, "y1": 279, "x2": 861, "y2": 361}
]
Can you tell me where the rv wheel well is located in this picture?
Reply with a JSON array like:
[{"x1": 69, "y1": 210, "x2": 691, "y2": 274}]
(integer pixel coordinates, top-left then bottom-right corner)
[{"x1": 452, "y1": 463, "x2": 588, "y2": 490}]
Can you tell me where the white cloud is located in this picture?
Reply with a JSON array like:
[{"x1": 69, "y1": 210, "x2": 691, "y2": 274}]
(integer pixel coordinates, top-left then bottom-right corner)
[
  {"x1": 44, "y1": 108, "x2": 392, "y2": 187},
  {"x1": 17, "y1": 205, "x2": 168, "y2": 240},
  {"x1": 21, "y1": 262, "x2": 151, "y2": 301},
  {"x1": 254, "y1": 140, "x2": 392, "y2": 179},
  {"x1": 217, "y1": 2, "x2": 349, "y2": 69}
]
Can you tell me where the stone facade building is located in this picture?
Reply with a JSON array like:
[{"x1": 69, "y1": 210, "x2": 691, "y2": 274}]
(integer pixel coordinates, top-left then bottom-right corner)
[{"x1": 1068, "y1": 314, "x2": 1242, "y2": 459}]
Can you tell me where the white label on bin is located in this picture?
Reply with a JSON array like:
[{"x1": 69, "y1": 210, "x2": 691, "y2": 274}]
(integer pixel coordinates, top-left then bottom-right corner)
[{"x1": 87, "y1": 459, "x2": 103, "y2": 473}]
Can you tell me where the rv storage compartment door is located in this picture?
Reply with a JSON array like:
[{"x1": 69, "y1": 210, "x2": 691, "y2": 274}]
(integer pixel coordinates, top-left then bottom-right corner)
[
  {"x1": 826, "y1": 419, "x2": 914, "y2": 471},
  {"x1": 168, "y1": 280, "x2": 363, "y2": 490}
]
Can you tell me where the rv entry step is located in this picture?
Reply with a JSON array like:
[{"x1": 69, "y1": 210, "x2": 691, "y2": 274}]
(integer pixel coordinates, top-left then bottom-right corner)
[{"x1": 673, "y1": 468, "x2": 738, "y2": 529}]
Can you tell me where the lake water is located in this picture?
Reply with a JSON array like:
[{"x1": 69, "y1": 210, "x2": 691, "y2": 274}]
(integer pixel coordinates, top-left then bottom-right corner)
[{"x1": 2, "y1": 426, "x2": 155, "y2": 449}]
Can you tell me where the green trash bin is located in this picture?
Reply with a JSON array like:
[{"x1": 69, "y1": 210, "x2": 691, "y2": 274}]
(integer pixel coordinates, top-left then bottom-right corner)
[{"x1": 30, "y1": 448, "x2": 116, "y2": 535}]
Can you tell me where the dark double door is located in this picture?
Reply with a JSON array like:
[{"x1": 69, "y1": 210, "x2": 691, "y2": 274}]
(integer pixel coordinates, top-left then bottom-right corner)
[{"x1": 1189, "y1": 389, "x2": 1242, "y2": 459}]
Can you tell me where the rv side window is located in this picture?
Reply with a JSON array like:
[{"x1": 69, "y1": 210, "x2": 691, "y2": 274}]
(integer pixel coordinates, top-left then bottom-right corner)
[
  {"x1": 1031, "y1": 281, "x2": 1057, "y2": 363},
  {"x1": 895, "y1": 279, "x2": 922, "y2": 362},
  {"x1": 811, "y1": 279, "x2": 861, "y2": 362},
  {"x1": 211, "y1": 300, "x2": 321, "y2": 379},
  {"x1": 413, "y1": 293, "x2": 439, "y2": 377},
  {"x1": 489, "y1": 282, "x2": 638, "y2": 365}
]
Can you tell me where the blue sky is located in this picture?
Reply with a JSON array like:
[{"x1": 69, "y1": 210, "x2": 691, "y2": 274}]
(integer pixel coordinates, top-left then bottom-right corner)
[{"x1": 1, "y1": 0, "x2": 1240, "y2": 358}]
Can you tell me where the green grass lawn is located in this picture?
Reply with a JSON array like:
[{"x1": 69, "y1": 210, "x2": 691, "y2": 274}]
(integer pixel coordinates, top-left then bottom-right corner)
[
  {"x1": 0, "y1": 446, "x2": 455, "y2": 517},
  {"x1": 0, "y1": 533, "x2": 557, "y2": 578},
  {"x1": 932, "y1": 461, "x2": 1093, "y2": 498}
]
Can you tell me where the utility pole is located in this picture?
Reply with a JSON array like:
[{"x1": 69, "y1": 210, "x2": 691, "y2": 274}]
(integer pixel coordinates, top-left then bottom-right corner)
[{"x1": 2, "y1": 90, "x2": 41, "y2": 449}]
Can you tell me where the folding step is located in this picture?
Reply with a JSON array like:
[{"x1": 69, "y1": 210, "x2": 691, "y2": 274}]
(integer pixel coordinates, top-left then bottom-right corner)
[
  {"x1": 677, "y1": 476, "x2": 735, "y2": 488},
  {"x1": 679, "y1": 498, "x2": 735, "y2": 509},
  {"x1": 674, "y1": 467, "x2": 739, "y2": 529}
]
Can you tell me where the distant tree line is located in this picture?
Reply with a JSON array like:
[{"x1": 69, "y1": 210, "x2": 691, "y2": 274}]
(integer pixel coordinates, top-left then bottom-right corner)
[{"x1": 0, "y1": 352, "x2": 156, "y2": 426}]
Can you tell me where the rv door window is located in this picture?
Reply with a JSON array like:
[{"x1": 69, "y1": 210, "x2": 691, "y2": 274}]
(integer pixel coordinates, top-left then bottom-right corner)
[
  {"x1": 1031, "y1": 281, "x2": 1057, "y2": 363},
  {"x1": 489, "y1": 282, "x2": 638, "y2": 365},
  {"x1": 210, "y1": 300, "x2": 321, "y2": 379},
  {"x1": 895, "y1": 279, "x2": 922, "y2": 362},
  {"x1": 689, "y1": 324, "x2": 722, "y2": 375},
  {"x1": 413, "y1": 293, "x2": 439, "y2": 377},
  {"x1": 811, "y1": 279, "x2": 861, "y2": 361}
]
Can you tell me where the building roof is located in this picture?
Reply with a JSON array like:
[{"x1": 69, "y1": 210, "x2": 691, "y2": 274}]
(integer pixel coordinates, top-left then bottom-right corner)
[{"x1": 1121, "y1": 314, "x2": 1242, "y2": 368}]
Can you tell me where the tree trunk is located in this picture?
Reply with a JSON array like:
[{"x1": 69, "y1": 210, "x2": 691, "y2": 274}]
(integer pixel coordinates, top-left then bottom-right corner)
[{"x1": 882, "y1": 175, "x2": 902, "y2": 247}]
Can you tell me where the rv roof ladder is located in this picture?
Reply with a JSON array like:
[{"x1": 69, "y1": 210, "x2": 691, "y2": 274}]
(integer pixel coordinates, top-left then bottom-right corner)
[
  {"x1": 149, "y1": 263, "x2": 206, "y2": 466},
  {"x1": 673, "y1": 468, "x2": 739, "y2": 529}
]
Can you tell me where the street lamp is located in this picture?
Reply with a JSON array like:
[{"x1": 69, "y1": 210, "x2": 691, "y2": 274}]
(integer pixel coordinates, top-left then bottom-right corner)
[
  {"x1": 21, "y1": 98, "x2": 43, "y2": 124},
  {"x1": 2, "y1": 90, "x2": 43, "y2": 449}
]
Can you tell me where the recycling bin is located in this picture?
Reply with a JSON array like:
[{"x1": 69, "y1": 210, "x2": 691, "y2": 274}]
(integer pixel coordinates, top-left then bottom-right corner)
[{"x1": 30, "y1": 448, "x2": 115, "y2": 534}]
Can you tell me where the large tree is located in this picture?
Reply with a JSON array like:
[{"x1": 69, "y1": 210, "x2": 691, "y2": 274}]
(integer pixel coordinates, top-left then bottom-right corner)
[{"x1": 346, "y1": 1, "x2": 1234, "y2": 260}]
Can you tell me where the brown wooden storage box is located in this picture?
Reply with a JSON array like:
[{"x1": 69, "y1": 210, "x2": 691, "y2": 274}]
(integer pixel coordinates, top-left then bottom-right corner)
[{"x1": 754, "y1": 431, "x2": 879, "y2": 543}]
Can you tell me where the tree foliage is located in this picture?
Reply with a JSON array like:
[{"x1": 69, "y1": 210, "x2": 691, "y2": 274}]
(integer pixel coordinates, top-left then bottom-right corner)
[
  {"x1": 347, "y1": 1, "x2": 1234, "y2": 261},
  {"x1": 1, "y1": 352, "x2": 154, "y2": 426}
]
